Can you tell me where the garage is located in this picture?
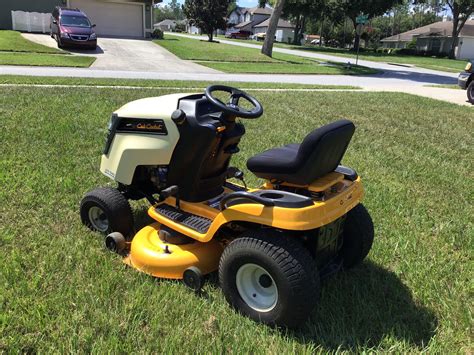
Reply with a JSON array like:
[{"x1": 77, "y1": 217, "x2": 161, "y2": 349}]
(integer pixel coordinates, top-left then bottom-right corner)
[{"x1": 68, "y1": 0, "x2": 144, "y2": 38}]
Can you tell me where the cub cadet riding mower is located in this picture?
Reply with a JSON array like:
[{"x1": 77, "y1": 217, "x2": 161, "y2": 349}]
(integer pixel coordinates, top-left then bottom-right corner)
[{"x1": 80, "y1": 85, "x2": 374, "y2": 328}]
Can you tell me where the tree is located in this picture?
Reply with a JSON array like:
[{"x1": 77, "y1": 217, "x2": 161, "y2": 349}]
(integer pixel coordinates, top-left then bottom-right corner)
[
  {"x1": 183, "y1": 0, "x2": 232, "y2": 42},
  {"x1": 169, "y1": 0, "x2": 185, "y2": 20},
  {"x1": 281, "y1": 0, "x2": 326, "y2": 44},
  {"x1": 154, "y1": 0, "x2": 185, "y2": 23},
  {"x1": 333, "y1": 0, "x2": 404, "y2": 49},
  {"x1": 259, "y1": 0, "x2": 286, "y2": 57},
  {"x1": 421, "y1": 0, "x2": 474, "y2": 58}
]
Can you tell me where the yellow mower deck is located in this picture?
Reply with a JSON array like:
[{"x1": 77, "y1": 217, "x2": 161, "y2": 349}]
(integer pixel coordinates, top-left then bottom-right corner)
[{"x1": 125, "y1": 173, "x2": 363, "y2": 279}]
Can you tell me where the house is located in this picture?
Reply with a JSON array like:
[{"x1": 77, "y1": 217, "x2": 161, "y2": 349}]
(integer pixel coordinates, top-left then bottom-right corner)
[
  {"x1": 253, "y1": 18, "x2": 295, "y2": 43},
  {"x1": 381, "y1": 20, "x2": 474, "y2": 59},
  {"x1": 227, "y1": 6, "x2": 295, "y2": 42},
  {"x1": 228, "y1": 6, "x2": 271, "y2": 33},
  {"x1": 1, "y1": 0, "x2": 158, "y2": 38},
  {"x1": 154, "y1": 19, "x2": 176, "y2": 32}
]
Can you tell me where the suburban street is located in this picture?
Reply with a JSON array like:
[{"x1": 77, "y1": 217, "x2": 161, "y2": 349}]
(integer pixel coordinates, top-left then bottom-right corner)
[{"x1": 1, "y1": 34, "x2": 467, "y2": 105}]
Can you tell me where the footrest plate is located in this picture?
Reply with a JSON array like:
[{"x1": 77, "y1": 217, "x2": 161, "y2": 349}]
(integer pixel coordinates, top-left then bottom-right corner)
[{"x1": 155, "y1": 204, "x2": 212, "y2": 234}]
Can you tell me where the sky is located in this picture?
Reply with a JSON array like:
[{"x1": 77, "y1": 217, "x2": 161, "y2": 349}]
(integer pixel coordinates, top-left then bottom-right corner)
[{"x1": 161, "y1": 0, "x2": 259, "y2": 7}]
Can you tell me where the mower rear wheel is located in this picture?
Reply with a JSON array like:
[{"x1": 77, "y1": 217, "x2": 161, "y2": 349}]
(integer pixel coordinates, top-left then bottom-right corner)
[
  {"x1": 340, "y1": 203, "x2": 374, "y2": 268},
  {"x1": 80, "y1": 187, "x2": 134, "y2": 237},
  {"x1": 219, "y1": 230, "x2": 320, "y2": 328}
]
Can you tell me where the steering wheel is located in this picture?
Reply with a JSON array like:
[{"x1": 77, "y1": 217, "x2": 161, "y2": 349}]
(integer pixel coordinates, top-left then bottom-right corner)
[{"x1": 205, "y1": 85, "x2": 263, "y2": 119}]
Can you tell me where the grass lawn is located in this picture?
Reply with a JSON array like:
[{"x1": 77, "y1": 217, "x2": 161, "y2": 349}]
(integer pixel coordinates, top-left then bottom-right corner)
[
  {"x1": 425, "y1": 84, "x2": 462, "y2": 89},
  {"x1": 0, "y1": 52, "x2": 95, "y2": 67},
  {"x1": 218, "y1": 35, "x2": 467, "y2": 73},
  {"x1": 0, "y1": 75, "x2": 360, "y2": 90},
  {"x1": 0, "y1": 30, "x2": 62, "y2": 54},
  {"x1": 155, "y1": 36, "x2": 378, "y2": 75},
  {"x1": 1, "y1": 79, "x2": 472, "y2": 353},
  {"x1": 0, "y1": 30, "x2": 95, "y2": 67}
]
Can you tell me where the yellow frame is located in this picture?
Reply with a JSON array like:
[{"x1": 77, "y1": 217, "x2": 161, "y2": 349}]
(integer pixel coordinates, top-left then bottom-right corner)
[
  {"x1": 124, "y1": 172, "x2": 364, "y2": 279},
  {"x1": 148, "y1": 173, "x2": 363, "y2": 243}
]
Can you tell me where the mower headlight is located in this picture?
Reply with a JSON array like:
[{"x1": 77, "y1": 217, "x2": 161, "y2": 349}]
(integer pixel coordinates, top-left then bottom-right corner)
[
  {"x1": 465, "y1": 62, "x2": 472, "y2": 72},
  {"x1": 89, "y1": 33, "x2": 97, "y2": 40},
  {"x1": 60, "y1": 32, "x2": 69, "y2": 39}
]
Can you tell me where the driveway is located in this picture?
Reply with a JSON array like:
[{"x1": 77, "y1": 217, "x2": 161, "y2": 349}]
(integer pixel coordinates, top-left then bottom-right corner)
[{"x1": 22, "y1": 33, "x2": 219, "y2": 73}]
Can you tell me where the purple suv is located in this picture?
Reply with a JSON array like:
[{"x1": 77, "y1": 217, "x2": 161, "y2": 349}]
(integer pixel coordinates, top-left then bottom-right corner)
[{"x1": 50, "y1": 7, "x2": 97, "y2": 50}]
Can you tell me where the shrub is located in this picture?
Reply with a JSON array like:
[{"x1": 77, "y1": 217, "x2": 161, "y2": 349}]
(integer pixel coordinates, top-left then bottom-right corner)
[
  {"x1": 152, "y1": 29, "x2": 164, "y2": 40},
  {"x1": 398, "y1": 48, "x2": 417, "y2": 55},
  {"x1": 406, "y1": 38, "x2": 417, "y2": 49}
]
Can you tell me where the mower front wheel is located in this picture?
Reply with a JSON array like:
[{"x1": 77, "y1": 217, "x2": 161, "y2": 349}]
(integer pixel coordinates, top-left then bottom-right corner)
[
  {"x1": 219, "y1": 230, "x2": 320, "y2": 328},
  {"x1": 80, "y1": 187, "x2": 134, "y2": 237}
]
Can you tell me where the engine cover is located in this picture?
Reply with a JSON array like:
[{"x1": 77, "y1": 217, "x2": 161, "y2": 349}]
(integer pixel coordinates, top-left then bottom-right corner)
[{"x1": 100, "y1": 93, "x2": 192, "y2": 185}]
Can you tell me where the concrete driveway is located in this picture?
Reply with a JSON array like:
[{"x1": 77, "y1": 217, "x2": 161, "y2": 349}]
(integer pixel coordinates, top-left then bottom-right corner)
[{"x1": 22, "y1": 33, "x2": 219, "y2": 73}]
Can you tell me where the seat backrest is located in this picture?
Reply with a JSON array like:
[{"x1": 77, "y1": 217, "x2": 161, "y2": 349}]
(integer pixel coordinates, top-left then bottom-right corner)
[{"x1": 295, "y1": 119, "x2": 355, "y2": 185}]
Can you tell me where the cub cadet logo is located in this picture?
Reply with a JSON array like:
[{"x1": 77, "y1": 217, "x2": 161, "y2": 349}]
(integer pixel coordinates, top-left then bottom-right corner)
[{"x1": 136, "y1": 122, "x2": 163, "y2": 130}]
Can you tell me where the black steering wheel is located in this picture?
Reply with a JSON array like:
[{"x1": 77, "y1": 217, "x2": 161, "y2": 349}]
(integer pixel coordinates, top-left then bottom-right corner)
[{"x1": 205, "y1": 85, "x2": 263, "y2": 119}]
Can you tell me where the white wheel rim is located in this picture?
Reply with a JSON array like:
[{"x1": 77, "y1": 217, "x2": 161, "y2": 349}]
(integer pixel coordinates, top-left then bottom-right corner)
[
  {"x1": 236, "y1": 263, "x2": 278, "y2": 312},
  {"x1": 88, "y1": 206, "x2": 109, "y2": 232}
]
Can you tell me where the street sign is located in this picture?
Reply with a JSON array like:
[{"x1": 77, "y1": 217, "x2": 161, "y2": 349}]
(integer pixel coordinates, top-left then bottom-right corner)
[{"x1": 356, "y1": 14, "x2": 369, "y2": 24}]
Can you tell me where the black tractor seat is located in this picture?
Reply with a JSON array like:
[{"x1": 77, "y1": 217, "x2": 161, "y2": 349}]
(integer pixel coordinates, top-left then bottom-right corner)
[{"x1": 247, "y1": 119, "x2": 355, "y2": 185}]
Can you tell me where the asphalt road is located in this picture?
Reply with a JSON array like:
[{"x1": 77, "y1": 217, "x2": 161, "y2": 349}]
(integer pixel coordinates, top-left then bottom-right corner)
[{"x1": 1, "y1": 33, "x2": 470, "y2": 106}]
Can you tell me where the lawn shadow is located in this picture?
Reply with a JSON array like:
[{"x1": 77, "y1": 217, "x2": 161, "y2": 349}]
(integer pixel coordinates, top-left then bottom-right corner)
[
  {"x1": 131, "y1": 203, "x2": 155, "y2": 233},
  {"x1": 291, "y1": 261, "x2": 437, "y2": 351},
  {"x1": 66, "y1": 45, "x2": 104, "y2": 55}
]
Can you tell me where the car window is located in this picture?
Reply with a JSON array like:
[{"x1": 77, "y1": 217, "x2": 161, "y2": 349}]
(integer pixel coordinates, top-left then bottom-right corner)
[{"x1": 60, "y1": 15, "x2": 91, "y2": 27}]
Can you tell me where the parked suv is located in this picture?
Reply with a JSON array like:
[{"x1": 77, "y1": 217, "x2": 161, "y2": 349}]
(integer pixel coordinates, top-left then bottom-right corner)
[
  {"x1": 50, "y1": 7, "x2": 97, "y2": 50},
  {"x1": 458, "y1": 61, "x2": 473, "y2": 104},
  {"x1": 225, "y1": 30, "x2": 252, "y2": 40}
]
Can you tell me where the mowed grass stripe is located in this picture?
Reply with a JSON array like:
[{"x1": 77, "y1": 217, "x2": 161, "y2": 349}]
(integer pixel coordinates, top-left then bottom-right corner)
[
  {"x1": 1, "y1": 85, "x2": 472, "y2": 353},
  {"x1": 0, "y1": 83, "x2": 361, "y2": 92}
]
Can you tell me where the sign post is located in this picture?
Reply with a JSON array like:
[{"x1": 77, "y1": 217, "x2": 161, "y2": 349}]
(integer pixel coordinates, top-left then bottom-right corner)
[{"x1": 355, "y1": 14, "x2": 368, "y2": 66}]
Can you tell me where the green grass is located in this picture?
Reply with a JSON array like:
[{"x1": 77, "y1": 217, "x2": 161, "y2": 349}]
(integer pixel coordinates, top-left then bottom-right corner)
[
  {"x1": 0, "y1": 52, "x2": 95, "y2": 67},
  {"x1": 0, "y1": 30, "x2": 95, "y2": 67},
  {"x1": 155, "y1": 36, "x2": 378, "y2": 75},
  {"x1": 1, "y1": 80, "x2": 472, "y2": 352},
  {"x1": 425, "y1": 84, "x2": 462, "y2": 89},
  {"x1": 0, "y1": 75, "x2": 360, "y2": 90},
  {"x1": 0, "y1": 30, "x2": 62, "y2": 54},
  {"x1": 217, "y1": 35, "x2": 467, "y2": 73}
]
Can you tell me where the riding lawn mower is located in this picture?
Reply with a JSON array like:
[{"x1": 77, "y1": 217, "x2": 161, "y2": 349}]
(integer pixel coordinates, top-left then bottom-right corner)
[{"x1": 80, "y1": 85, "x2": 374, "y2": 328}]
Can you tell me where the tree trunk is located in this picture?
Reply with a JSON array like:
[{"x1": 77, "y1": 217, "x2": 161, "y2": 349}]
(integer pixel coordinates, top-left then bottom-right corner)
[
  {"x1": 351, "y1": 18, "x2": 359, "y2": 51},
  {"x1": 208, "y1": 31, "x2": 213, "y2": 42},
  {"x1": 293, "y1": 15, "x2": 301, "y2": 45},
  {"x1": 261, "y1": 0, "x2": 285, "y2": 57}
]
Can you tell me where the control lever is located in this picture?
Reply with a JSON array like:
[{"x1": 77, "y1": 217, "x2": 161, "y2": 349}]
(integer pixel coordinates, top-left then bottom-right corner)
[
  {"x1": 226, "y1": 167, "x2": 247, "y2": 189},
  {"x1": 160, "y1": 185, "x2": 180, "y2": 210}
]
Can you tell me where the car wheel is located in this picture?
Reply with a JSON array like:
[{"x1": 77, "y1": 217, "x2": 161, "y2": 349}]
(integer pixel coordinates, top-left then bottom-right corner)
[
  {"x1": 80, "y1": 187, "x2": 134, "y2": 237},
  {"x1": 219, "y1": 230, "x2": 320, "y2": 328},
  {"x1": 339, "y1": 204, "x2": 374, "y2": 268},
  {"x1": 467, "y1": 81, "x2": 474, "y2": 104}
]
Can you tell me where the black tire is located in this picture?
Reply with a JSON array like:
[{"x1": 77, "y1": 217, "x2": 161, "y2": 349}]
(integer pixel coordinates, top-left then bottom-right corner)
[
  {"x1": 80, "y1": 187, "x2": 134, "y2": 236},
  {"x1": 105, "y1": 232, "x2": 126, "y2": 253},
  {"x1": 340, "y1": 204, "x2": 374, "y2": 268},
  {"x1": 219, "y1": 230, "x2": 320, "y2": 328},
  {"x1": 467, "y1": 81, "x2": 474, "y2": 104}
]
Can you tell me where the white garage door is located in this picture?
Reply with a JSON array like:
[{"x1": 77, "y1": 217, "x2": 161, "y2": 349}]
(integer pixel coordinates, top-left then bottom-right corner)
[{"x1": 69, "y1": 0, "x2": 144, "y2": 37}]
